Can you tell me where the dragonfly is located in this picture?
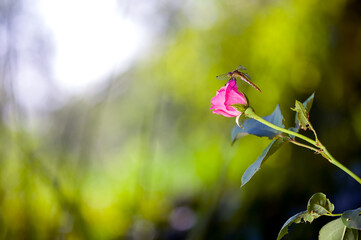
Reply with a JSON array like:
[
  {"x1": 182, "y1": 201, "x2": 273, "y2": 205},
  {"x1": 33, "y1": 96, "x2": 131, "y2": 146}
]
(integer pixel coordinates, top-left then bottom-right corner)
[{"x1": 216, "y1": 65, "x2": 261, "y2": 92}]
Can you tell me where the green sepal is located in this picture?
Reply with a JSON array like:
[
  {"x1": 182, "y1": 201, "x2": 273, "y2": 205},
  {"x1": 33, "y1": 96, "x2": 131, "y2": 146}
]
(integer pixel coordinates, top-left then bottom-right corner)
[
  {"x1": 231, "y1": 89, "x2": 249, "y2": 113},
  {"x1": 231, "y1": 103, "x2": 248, "y2": 113},
  {"x1": 235, "y1": 114, "x2": 247, "y2": 129}
]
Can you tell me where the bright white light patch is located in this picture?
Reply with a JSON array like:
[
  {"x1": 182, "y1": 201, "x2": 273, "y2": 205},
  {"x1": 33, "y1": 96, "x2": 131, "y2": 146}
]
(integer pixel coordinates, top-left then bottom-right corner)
[{"x1": 38, "y1": 0, "x2": 143, "y2": 93}]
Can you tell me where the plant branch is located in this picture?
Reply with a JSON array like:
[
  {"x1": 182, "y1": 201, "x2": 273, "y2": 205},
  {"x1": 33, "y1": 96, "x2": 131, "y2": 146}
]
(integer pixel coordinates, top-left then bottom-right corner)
[
  {"x1": 244, "y1": 107, "x2": 361, "y2": 185},
  {"x1": 320, "y1": 147, "x2": 361, "y2": 185},
  {"x1": 244, "y1": 108, "x2": 317, "y2": 146},
  {"x1": 289, "y1": 139, "x2": 319, "y2": 152}
]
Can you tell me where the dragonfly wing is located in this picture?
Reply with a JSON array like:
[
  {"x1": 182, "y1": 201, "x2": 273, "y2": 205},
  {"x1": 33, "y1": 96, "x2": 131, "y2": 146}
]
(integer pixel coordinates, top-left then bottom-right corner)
[
  {"x1": 239, "y1": 74, "x2": 261, "y2": 92},
  {"x1": 242, "y1": 72, "x2": 252, "y2": 80},
  {"x1": 236, "y1": 65, "x2": 247, "y2": 71},
  {"x1": 216, "y1": 73, "x2": 230, "y2": 80}
]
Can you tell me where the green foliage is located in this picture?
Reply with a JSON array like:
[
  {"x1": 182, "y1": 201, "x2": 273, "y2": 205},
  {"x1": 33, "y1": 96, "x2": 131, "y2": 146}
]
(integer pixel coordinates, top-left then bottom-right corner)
[
  {"x1": 277, "y1": 211, "x2": 309, "y2": 240},
  {"x1": 342, "y1": 208, "x2": 361, "y2": 230},
  {"x1": 232, "y1": 104, "x2": 290, "y2": 187},
  {"x1": 0, "y1": 0, "x2": 360, "y2": 239},
  {"x1": 277, "y1": 193, "x2": 334, "y2": 240},
  {"x1": 232, "y1": 105, "x2": 285, "y2": 142},
  {"x1": 239, "y1": 93, "x2": 316, "y2": 187},
  {"x1": 290, "y1": 92, "x2": 315, "y2": 134},
  {"x1": 292, "y1": 100, "x2": 311, "y2": 130},
  {"x1": 278, "y1": 194, "x2": 360, "y2": 239},
  {"x1": 241, "y1": 137, "x2": 288, "y2": 187},
  {"x1": 319, "y1": 218, "x2": 359, "y2": 240},
  {"x1": 307, "y1": 192, "x2": 334, "y2": 216}
]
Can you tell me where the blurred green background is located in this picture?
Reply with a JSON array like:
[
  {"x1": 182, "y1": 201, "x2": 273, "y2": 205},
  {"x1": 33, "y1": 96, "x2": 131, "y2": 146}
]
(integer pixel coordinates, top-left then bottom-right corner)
[{"x1": 1, "y1": 0, "x2": 361, "y2": 239}]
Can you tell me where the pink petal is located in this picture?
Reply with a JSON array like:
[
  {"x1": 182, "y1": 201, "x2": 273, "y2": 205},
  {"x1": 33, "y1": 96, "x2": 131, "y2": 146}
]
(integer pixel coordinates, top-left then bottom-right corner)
[
  {"x1": 212, "y1": 109, "x2": 237, "y2": 117},
  {"x1": 224, "y1": 79, "x2": 247, "y2": 111},
  {"x1": 210, "y1": 79, "x2": 247, "y2": 118}
]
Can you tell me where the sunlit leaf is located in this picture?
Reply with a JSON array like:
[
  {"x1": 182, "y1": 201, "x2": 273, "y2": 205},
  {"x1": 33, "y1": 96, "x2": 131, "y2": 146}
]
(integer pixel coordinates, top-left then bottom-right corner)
[
  {"x1": 319, "y1": 218, "x2": 358, "y2": 240},
  {"x1": 241, "y1": 136, "x2": 288, "y2": 187},
  {"x1": 342, "y1": 207, "x2": 361, "y2": 230},
  {"x1": 232, "y1": 105, "x2": 284, "y2": 143},
  {"x1": 291, "y1": 100, "x2": 311, "y2": 130},
  {"x1": 307, "y1": 192, "x2": 334, "y2": 216},
  {"x1": 290, "y1": 93, "x2": 315, "y2": 133}
]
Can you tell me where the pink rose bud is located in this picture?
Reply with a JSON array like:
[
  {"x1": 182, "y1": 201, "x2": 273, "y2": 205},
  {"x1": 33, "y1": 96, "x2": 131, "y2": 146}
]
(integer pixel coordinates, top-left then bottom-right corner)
[{"x1": 210, "y1": 79, "x2": 248, "y2": 117}]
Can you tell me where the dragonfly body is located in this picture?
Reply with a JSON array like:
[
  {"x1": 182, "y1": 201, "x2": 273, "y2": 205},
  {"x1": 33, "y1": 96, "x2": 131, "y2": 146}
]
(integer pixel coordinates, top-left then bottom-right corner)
[
  {"x1": 217, "y1": 66, "x2": 261, "y2": 93},
  {"x1": 228, "y1": 70, "x2": 261, "y2": 93}
]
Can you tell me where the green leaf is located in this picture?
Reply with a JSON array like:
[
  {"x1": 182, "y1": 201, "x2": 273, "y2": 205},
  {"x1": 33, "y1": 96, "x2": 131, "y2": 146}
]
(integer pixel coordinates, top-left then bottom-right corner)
[
  {"x1": 277, "y1": 211, "x2": 308, "y2": 240},
  {"x1": 277, "y1": 209, "x2": 323, "y2": 240},
  {"x1": 290, "y1": 93, "x2": 314, "y2": 133},
  {"x1": 291, "y1": 100, "x2": 311, "y2": 130},
  {"x1": 232, "y1": 105, "x2": 285, "y2": 143},
  {"x1": 307, "y1": 192, "x2": 335, "y2": 216},
  {"x1": 241, "y1": 136, "x2": 288, "y2": 187},
  {"x1": 342, "y1": 207, "x2": 361, "y2": 230},
  {"x1": 303, "y1": 92, "x2": 315, "y2": 114},
  {"x1": 319, "y1": 218, "x2": 359, "y2": 240},
  {"x1": 277, "y1": 192, "x2": 335, "y2": 240},
  {"x1": 344, "y1": 229, "x2": 359, "y2": 240}
]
